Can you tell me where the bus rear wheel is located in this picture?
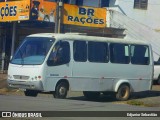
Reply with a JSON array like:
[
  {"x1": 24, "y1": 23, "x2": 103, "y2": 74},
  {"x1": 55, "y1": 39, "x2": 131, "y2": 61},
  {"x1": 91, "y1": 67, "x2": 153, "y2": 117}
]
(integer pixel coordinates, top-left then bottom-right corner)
[
  {"x1": 116, "y1": 84, "x2": 130, "y2": 101},
  {"x1": 24, "y1": 90, "x2": 38, "y2": 97},
  {"x1": 157, "y1": 77, "x2": 160, "y2": 85},
  {"x1": 54, "y1": 82, "x2": 68, "y2": 99},
  {"x1": 83, "y1": 91, "x2": 100, "y2": 100}
]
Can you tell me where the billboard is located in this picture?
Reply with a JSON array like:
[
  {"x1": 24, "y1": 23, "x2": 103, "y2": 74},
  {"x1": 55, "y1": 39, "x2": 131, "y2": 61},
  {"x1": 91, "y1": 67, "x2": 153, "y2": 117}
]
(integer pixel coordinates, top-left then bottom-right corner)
[
  {"x1": 30, "y1": 1, "x2": 107, "y2": 27},
  {"x1": 30, "y1": 0, "x2": 57, "y2": 22},
  {"x1": 0, "y1": 0, "x2": 30, "y2": 22},
  {"x1": 63, "y1": 4, "x2": 107, "y2": 27},
  {"x1": 0, "y1": 0, "x2": 107, "y2": 27}
]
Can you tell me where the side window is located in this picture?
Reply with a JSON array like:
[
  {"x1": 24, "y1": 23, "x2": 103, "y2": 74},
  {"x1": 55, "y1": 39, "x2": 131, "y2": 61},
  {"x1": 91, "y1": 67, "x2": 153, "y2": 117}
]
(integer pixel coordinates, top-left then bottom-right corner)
[
  {"x1": 88, "y1": 42, "x2": 108, "y2": 63},
  {"x1": 101, "y1": 0, "x2": 110, "y2": 7},
  {"x1": 73, "y1": 41, "x2": 87, "y2": 62},
  {"x1": 76, "y1": 0, "x2": 83, "y2": 6},
  {"x1": 110, "y1": 43, "x2": 130, "y2": 64},
  {"x1": 131, "y1": 45, "x2": 150, "y2": 65},
  {"x1": 154, "y1": 61, "x2": 160, "y2": 65},
  {"x1": 134, "y1": 0, "x2": 148, "y2": 10},
  {"x1": 47, "y1": 41, "x2": 70, "y2": 66},
  {"x1": 63, "y1": 0, "x2": 70, "y2": 3}
]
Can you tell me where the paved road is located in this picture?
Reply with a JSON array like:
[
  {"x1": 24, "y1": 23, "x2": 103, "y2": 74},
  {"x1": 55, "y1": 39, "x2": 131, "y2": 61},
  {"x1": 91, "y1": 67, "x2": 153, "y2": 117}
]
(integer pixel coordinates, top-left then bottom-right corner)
[{"x1": 0, "y1": 95, "x2": 159, "y2": 120}]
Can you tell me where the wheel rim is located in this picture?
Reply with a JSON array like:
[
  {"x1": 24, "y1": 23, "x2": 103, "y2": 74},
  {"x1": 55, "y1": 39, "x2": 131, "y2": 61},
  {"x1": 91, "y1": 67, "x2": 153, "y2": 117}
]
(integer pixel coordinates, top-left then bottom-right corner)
[
  {"x1": 59, "y1": 86, "x2": 66, "y2": 96},
  {"x1": 120, "y1": 86, "x2": 129, "y2": 99}
]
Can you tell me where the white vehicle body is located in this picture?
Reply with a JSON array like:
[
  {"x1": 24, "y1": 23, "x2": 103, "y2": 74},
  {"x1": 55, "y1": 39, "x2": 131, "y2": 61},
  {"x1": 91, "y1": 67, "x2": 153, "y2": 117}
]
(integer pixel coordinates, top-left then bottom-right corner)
[
  {"x1": 7, "y1": 33, "x2": 154, "y2": 100},
  {"x1": 153, "y1": 61, "x2": 160, "y2": 84}
]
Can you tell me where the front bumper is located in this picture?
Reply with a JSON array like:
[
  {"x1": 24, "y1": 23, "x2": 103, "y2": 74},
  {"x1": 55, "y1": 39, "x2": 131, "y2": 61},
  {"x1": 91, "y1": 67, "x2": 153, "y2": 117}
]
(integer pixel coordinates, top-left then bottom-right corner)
[{"x1": 7, "y1": 79, "x2": 44, "y2": 90}]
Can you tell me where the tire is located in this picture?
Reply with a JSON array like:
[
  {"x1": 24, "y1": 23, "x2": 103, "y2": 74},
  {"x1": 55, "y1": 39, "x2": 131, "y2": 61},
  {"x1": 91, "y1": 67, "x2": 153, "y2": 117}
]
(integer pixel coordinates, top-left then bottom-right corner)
[
  {"x1": 157, "y1": 78, "x2": 160, "y2": 85},
  {"x1": 83, "y1": 91, "x2": 100, "y2": 100},
  {"x1": 116, "y1": 84, "x2": 130, "y2": 101},
  {"x1": 54, "y1": 82, "x2": 68, "y2": 99},
  {"x1": 24, "y1": 90, "x2": 38, "y2": 97}
]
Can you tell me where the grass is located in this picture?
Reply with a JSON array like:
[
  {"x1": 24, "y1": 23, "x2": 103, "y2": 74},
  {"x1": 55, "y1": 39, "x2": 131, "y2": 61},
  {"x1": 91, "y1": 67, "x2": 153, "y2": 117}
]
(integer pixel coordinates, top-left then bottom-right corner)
[
  {"x1": 126, "y1": 100, "x2": 158, "y2": 107},
  {"x1": 0, "y1": 87, "x2": 23, "y2": 95},
  {"x1": 127, "y1": 100, "x2": 145, "y2": 106}
]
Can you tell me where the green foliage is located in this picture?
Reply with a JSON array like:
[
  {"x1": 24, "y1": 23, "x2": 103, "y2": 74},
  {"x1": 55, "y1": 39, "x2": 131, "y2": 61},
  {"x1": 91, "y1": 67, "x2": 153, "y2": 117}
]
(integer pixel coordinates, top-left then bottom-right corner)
[{"x1": 127, "y1": 100, "x2": 145, "y2": 106}]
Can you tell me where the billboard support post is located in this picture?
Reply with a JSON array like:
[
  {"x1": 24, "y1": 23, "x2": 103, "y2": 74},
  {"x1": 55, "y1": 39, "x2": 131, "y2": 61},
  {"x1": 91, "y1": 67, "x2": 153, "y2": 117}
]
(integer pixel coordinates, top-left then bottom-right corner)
[
  {"x1": 55, "y1": 0, "x2": 63, "y2": 33},
  {"x1": 10, "y1": 22, "x2": 16, "y2": 59},
  {"x1": 55, "y1": 1, "x2": 59, "y2": 33}
]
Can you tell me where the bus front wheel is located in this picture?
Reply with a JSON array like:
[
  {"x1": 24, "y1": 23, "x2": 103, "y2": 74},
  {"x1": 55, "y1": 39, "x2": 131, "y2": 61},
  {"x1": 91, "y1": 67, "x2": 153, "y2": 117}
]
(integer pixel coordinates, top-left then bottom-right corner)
[
  {"x1": 24, "y1": 90, "x2": 38, "y2": 97},
  {"x1": 54, "y1": 82, "x2": 68, "y2": 99},
  {"x1": 116, "y1": 84, "x2": 130, "y2": 101}
]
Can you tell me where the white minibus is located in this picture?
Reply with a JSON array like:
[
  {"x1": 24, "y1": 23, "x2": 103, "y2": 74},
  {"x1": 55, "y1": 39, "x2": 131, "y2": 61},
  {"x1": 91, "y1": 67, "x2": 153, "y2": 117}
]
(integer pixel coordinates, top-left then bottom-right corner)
[{"x1": 7, "y1": 33, "x2": 154, "y2": 101}]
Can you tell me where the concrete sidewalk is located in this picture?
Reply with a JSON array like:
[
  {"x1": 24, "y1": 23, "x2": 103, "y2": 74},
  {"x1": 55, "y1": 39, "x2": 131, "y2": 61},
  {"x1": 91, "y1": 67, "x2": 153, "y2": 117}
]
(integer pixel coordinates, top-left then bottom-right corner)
[
  {"x1": 0, "y1": 73, "x2": 7, "y2": 80},
  {"x1": 0, "y1": 73, "x2": 7, "y2": 89}
]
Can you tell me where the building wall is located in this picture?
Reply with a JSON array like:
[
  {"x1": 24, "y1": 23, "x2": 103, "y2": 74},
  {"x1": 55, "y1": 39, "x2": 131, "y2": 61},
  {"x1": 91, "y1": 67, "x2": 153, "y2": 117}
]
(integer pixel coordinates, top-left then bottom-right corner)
[
  {"x1": 63, "y1": 0, "x2": 109, "y2": 7},
  {"x1": 83, "y1": 0, "x2": 99, "y2": 7},
  {"x1": 109, "y1": 0, "x2": 160, "y2": 30}
]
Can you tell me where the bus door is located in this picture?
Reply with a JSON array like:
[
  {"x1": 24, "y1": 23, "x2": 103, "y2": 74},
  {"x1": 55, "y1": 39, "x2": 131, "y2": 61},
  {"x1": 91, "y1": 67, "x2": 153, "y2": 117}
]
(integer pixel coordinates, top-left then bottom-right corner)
[{"x1": 45, "y1": 40, "x2": 72, "y2": 90}]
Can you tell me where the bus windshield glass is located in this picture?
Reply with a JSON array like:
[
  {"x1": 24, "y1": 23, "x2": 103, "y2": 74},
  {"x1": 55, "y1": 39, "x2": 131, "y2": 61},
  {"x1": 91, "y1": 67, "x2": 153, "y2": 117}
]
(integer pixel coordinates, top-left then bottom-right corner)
[{"x1": 11, "y1": 37, "x2": 55, "y2": 65}]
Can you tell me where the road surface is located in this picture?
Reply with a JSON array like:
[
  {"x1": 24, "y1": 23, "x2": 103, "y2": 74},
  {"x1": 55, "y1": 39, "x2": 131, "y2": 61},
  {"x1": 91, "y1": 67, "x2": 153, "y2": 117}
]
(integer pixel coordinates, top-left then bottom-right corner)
[{"x1": 0, "y1": 95, "x2": 159, "y2": 120}]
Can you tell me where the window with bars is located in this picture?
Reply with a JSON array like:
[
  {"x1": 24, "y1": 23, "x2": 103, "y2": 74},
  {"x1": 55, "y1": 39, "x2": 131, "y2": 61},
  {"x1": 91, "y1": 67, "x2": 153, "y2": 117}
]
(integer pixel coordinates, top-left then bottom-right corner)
[{"x1": 134, "y1": 0, "x2": 148, "y2": 10}]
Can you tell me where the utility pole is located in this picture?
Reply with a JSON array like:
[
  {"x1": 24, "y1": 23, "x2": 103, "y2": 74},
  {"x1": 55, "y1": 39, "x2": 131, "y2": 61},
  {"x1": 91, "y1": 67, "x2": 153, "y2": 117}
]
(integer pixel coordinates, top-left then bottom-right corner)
[
  {"x1": 55, "y1": 0, "x2": 63, "y2": 33},
  {"x1": 98, "y1": 0, "x2": 101, "y2": 7},
  {"x1": 11, "y1": 22, "x2": 16, "y2": 59}
]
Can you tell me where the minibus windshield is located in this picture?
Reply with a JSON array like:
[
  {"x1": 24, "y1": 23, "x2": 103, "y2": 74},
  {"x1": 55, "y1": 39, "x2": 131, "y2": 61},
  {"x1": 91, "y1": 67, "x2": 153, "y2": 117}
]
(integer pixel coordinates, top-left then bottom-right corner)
[{"x1": 11, "y1": 37, "x2": 55, "y2": 65}]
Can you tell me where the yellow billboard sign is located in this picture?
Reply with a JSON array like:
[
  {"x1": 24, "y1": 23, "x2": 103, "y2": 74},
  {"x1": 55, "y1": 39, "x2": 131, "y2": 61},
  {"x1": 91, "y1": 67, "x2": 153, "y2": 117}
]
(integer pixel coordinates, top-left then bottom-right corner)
[
  {"x1": 0, "y1": 0, "x2": 30, "y2": 22},
  {"x1": 63, "y1": 4, "x2": 107, "y2": 27},
  {"x1": 30, "y1": 0, "x2": 57, "y2": 22}
]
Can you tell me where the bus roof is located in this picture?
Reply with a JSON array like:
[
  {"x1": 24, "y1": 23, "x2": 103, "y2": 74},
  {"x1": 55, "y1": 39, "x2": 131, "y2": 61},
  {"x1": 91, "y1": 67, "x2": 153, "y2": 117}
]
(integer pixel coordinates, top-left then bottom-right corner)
[{"x1": 27, "y1": 33, "x2": 150, "y2": 45}]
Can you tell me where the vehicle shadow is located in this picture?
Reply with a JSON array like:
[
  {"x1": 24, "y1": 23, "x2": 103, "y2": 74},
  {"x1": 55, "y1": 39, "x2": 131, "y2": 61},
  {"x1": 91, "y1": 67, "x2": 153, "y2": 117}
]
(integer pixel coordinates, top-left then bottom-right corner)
[
  {"x1": 67, "y1": 95, "x2": 117, "y2": 102},
  {"x1": 130, "y1": 90, "x2": 160, "y2": 100},
  {"x1": 67, "y1": 90, "x2": 160, "y2": 102}
]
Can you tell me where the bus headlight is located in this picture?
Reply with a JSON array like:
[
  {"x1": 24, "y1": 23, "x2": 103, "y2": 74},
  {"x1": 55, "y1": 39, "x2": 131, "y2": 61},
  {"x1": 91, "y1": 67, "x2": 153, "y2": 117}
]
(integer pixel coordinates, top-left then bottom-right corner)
[{"x1": 8, "y1": 75, "x2": 12, "y2": 79}]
